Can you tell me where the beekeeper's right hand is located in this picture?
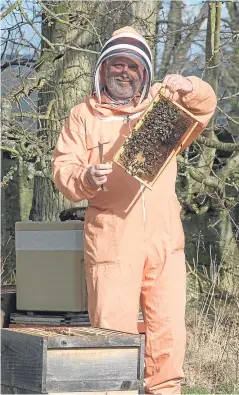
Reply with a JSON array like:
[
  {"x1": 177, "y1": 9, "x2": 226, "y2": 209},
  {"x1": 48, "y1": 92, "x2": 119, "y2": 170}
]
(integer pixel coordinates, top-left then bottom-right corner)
[{"x1": 87, "y1": 163, "x2": 113, "y2": 187}]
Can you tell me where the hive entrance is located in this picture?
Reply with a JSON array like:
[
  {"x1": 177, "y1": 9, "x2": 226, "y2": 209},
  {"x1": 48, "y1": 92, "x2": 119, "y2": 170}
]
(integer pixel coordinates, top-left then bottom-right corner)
[{"x1": 114, "y1": 91, "x2": 199, "y2": 188}]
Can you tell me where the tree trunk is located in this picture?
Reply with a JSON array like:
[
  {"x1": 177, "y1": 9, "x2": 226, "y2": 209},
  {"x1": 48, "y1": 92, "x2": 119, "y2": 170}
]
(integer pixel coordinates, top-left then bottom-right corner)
[
  {"x1": 196, "y1": 2, "x2": 221, "y2": 177},
  {"x1": 171, "y1": 3, "x2": 208, "y2": 74},
  {"x1": 29, "y1": 0, "x2": 159, "y2": 221},
  {"x1": 157, "y1": 0, "x2": 183, "y2": 80},
  {"x1": 218, "y1": 207, "x2": 239, "y2": 293}
]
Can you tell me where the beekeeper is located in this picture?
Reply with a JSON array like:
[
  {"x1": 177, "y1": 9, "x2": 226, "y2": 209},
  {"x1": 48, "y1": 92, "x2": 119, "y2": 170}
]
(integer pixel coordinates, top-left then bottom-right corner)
[{"x1": 52, "y1": 26, "x2": 217, "y2": 394}]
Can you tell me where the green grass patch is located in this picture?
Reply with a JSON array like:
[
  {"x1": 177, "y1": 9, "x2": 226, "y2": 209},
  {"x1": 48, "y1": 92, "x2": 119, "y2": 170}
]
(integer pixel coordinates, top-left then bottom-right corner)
[
  {"x1": 183, "y1": 386, "x2": 210, "y2": 394},
  {"x1": 183, "y1": 384, "x2": 238, "y2": 394}
]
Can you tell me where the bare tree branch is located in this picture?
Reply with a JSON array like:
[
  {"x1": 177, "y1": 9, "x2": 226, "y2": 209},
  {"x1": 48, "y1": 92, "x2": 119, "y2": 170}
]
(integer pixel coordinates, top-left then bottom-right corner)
[
  {"x1": 197, "y1": 135, "x2": 239, "y2": 152},
  {"x1": 18, "y1": 2, "x2": 55, "y2": 49},
  {"x1": 216, "y1": 105, "x2": 239, "y2": 126},
  {"x1": 0, "y1": 0, "x2": 22, "y2": 20}
]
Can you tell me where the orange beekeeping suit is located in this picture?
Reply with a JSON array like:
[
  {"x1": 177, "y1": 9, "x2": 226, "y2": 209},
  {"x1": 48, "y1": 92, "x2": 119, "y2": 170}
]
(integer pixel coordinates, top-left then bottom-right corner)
[{"x1": 52, "y1": 27, "x2": 217, "y2": 394}]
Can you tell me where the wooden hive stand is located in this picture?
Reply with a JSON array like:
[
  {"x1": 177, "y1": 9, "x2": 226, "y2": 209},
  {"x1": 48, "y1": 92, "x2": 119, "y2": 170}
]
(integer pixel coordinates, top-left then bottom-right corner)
[{"x1": 1, "y1": 326, "x2": 145, "y2": 394}]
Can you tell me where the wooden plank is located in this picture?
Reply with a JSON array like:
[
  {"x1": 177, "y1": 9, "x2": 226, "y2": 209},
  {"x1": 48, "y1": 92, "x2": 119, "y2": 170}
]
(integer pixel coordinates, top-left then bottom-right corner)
[
  {"x1": 46, "y1": 348, "x2": 138, "y2": 388},
  {"x1": 47, "y1": 380, "x2": 140, "y2": 392},
  {"x1": 46, "y1": 327, "x2": 142, "y2": 348},
  {"x1": 1, "y1": 386, "x2": 138, "y2": 394},
  {"x1": 47, "y1": 333, "x2": 141, "y2": 348},
  {"x1": 9, "y1": 322, "x2": 146, "y2": 333},
  {"x1": 1, "y1": 384, "x2": 40, "y2": 394},
  {"x1": 1, "y1": 329, "x2": 47, "y2": 393},
  {"x1": 10, "y1": 313, "x2": 64, "y2": 326},
  {"x1": 48, "y1": 392, "x2": 138, "y2": 395},
  {"x1": 6, "y1": 326, "x2": 143, "y2": 347}
]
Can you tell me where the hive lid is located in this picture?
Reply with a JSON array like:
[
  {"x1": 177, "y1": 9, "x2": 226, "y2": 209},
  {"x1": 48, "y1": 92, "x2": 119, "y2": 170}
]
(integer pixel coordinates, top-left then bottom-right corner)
[{"x1": 15, "y1": 221, "x2": 85, "y2": 231}]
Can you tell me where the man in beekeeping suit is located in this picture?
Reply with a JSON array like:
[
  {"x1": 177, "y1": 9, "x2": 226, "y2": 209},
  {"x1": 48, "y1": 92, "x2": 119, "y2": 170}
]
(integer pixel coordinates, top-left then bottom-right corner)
[{"x1": 52, "y1": 26, "x2": 216, "y2": 394}]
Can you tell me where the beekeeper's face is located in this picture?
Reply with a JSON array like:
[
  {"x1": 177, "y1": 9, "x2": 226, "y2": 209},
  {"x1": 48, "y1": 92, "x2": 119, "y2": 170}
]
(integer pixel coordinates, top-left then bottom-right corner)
[{"x1": 104, "y1": 56, "x2": 144, "y2": 100}]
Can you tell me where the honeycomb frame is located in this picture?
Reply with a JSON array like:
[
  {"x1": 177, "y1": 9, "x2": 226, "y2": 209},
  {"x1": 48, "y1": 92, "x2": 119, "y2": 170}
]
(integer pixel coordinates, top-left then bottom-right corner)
[{"x1": 113, "y1": 89, "x2": 201, "y2": 189}]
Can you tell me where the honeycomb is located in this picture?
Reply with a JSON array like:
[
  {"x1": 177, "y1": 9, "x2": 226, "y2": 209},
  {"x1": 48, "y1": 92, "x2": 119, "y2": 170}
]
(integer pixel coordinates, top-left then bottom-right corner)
[{"x1": 115, "y1": 92, "x2": 196, "y2": 185}]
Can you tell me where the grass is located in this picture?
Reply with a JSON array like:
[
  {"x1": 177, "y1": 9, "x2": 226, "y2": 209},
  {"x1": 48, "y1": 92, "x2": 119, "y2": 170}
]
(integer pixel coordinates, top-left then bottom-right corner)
[
  {"x1": 183, "y1": 264, "x2": 239, "y2": 395},
  {"x1": 183, "y1": 385, "x2": 237, "y2": 394},
  {"x1": 1, "y1": 234, "x2": 16, "y2": 285},
  {"x1": 183, "y1": 386, "x2": 211, "y2": 394}
]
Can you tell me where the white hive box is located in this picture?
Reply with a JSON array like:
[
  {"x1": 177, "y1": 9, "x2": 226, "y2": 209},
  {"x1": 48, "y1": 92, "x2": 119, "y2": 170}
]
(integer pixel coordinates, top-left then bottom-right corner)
[{"x1": 15, "y1": 221, "x2": 87, "y2": 312}]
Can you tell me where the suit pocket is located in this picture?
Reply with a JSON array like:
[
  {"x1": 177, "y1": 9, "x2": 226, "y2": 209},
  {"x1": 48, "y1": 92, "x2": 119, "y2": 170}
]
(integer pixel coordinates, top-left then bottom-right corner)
[
  {"x1": 170, "y1": 195, "x2": 185, "y2": 253},
  {"x1": 84, "y1": 207, "x2": 118, "y2": 265}
]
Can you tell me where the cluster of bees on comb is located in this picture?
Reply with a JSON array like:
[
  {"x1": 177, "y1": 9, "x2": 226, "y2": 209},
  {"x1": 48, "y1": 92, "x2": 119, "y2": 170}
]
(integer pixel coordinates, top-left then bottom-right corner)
[{"x1": 119, "y1": 95, "x2": 194, "y2": 181}]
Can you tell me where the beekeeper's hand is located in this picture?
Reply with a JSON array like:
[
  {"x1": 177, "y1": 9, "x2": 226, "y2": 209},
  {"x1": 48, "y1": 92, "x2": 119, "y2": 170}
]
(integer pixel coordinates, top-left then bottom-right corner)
[
  {"x1": 87, "y1": 163, "x2": 113, "y2": 187},
  {"x1": 162, "y1": 74, "x2": 193, "y2": 101}
]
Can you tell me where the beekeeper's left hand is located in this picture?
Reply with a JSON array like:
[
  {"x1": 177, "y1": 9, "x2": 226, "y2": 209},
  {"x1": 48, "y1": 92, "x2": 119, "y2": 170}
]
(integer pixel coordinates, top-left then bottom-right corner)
[{"x1": 162, "y1": 74, "x2": 193, "y2": 101}]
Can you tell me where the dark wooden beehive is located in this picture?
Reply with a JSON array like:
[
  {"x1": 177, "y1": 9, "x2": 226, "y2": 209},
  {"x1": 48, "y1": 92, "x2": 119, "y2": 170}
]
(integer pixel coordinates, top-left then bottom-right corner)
[
  {"x1": 1, "y1": 326, "x2": 145, "y2": 394},
  {"x1": 113, "y1": 90, "x2": 201, "y2": 189}
]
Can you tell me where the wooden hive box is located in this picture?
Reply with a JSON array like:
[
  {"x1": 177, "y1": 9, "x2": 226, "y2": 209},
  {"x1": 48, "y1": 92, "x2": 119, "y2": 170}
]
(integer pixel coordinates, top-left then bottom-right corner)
[
  {"x1": 113, "y1": 90, "x2": 201, "y2": 189},
  {"x1": 15, "y1": 221, "x2": 87, "y2": 312},
  {"x1": 1, "y1": 327, "x2": 145, "y2": 394}
]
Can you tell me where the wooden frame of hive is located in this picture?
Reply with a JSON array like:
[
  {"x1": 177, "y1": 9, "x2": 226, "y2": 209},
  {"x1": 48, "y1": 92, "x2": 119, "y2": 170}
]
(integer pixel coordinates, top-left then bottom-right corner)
[
  {"x1": 113, "y1": 89, "x2": 202, "y2": 190},
  {"x1": 2, "y1": 326, "x2": 145, "y2": 393}
]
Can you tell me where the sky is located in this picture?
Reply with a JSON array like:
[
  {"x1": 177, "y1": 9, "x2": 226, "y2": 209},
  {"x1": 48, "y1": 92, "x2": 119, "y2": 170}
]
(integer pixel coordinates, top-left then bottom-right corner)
[
  {"x1": 1, "y1": 0, "x2": 229, "y2": 59},
  {"x1": 1, "y1": 0, "x2": 41, "y2": 57}
]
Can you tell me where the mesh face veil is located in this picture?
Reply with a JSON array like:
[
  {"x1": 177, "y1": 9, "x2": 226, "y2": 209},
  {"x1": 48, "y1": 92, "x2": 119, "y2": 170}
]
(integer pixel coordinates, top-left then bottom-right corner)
[{"x1": 93, "y1": 30, "x2": 153, "y2": 106}]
